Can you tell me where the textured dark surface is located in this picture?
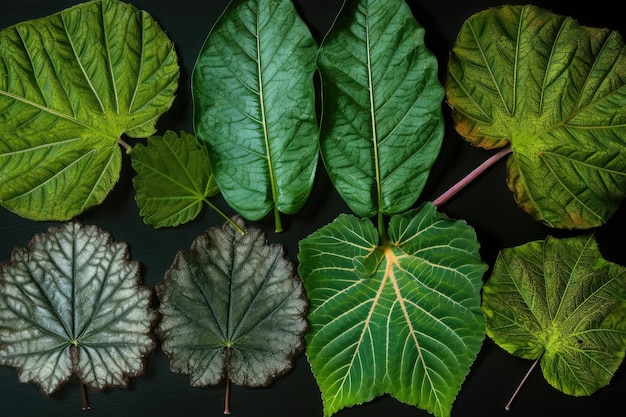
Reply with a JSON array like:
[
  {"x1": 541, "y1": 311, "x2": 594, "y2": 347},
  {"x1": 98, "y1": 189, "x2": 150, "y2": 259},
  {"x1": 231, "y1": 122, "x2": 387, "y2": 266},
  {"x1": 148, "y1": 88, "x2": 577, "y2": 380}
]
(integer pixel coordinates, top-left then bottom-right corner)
[{"x1": 1, "y1": 1, "x2": 625, "y2": 416}]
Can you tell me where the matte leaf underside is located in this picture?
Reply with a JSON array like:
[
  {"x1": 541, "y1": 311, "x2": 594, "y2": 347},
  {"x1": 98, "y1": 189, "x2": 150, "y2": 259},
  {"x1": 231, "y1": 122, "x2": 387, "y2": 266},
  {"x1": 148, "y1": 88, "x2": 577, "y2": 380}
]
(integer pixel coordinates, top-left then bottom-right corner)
[
  {"x1": 0, "y1": 0, "x2": 179, "y2": 221},
  {"x1": 0, "y1": 221, "x2": 157, "y2": 395},
  {"x1": 482, "y1": 234, "x2": 626, "y2": 397},
  {"x1": 317, "y1": 0, "x2": 444, "y2": 219},
  {"x1": 298, "y1": 203, "x2": 487, "y2": 417},
  {"x1": 192, "y1": 0, "x2": 319, "y2": 232},
  {"x1": 156, "y1": 217, "x2": 308, "y2": 398},
  {"x1": 446, "y1": 4, "x2": 626, "y2": 229},
  {"x1": 131, "y1": 130, "x2": 220, "y2": 228}
]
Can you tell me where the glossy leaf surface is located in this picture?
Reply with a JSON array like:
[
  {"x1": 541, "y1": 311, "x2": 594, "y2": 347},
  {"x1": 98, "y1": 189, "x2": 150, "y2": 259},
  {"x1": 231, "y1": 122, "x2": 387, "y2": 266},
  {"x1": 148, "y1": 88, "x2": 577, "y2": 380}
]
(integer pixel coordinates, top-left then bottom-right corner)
[
  {"x1": 131, "y1": 130, "x2": 219, "y2": 228},
  {"x1": 298, "y1": 203, "x2": 486, "y2": 417},
  {"x1": 0, "y1": 222, "x2": 157, "y2": 395},
  {"x1": 482, "y1": 234, "x2": 626, "y2": 396},
  {"x1": 446, "y1": 4, "x2": 626, "y2": 229},
  {"x1": 156, "y1": 217, "x2": 307, "y2": 392},
  {"x1": 317, "y1": 0, "x2": 444, "y2": 218},
  {"x1": 0, "y1": 0, "x2": 179, "y2": 220},
  {"x1": 192, "y1": 0, "x2": 319, "y2": 232}
]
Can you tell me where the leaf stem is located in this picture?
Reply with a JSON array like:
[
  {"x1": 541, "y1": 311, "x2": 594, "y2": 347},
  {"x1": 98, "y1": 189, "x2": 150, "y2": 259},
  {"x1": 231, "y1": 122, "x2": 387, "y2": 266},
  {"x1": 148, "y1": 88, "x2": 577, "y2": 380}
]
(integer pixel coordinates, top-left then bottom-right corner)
[
  {"x1": 118, "y1": 138, "x2": 132, "y2": 154},
  {"x1": 204, "y1": 199, "x2": 245, "y2": 235},
  {"x1": 505, "y1": 357, "x2": 540, "y2": 411},
  {"x1": 224, "y1": 347, "x2": 232, "y2": 415},
  {"x1": 433, "y1": 145, "x2": 512, "y2": 208},
  {"x1": 274, "y1": 206, "x2": 283, "y2": 233},
  {"x1": 80, "y1": 380, "x2": 91, "y2": 411}
]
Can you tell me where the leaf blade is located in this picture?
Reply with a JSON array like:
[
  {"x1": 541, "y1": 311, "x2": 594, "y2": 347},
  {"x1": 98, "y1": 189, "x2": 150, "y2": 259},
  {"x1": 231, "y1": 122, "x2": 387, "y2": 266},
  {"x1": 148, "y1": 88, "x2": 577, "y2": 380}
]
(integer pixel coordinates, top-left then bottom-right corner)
[
  {"x1": 317, "y1": 0, "x2": 444, "y2": 218},
  {"x1": 192, "y1": 0, "x2": 319, "y2": 229},
  {"x1": 446, "y1": 4, "x2": 626, "y2": 228},
  {"x1": 299, "y1": 203, "x2": 486, "y2": 417},
  {"x1": 482, "y1": 234, "x2": 626, "y2": 396},
  {"x1": 0, "y1": 0, "x2": 179, "y2": 220}
]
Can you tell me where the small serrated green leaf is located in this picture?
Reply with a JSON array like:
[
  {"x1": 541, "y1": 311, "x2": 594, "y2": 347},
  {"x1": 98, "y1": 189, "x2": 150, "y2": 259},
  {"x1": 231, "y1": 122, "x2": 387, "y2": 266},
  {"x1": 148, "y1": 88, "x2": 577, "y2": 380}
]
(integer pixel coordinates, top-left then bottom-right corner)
[
  {"x1": 298, "y1": 203, "x2": 486, "y2": 417},
  {"x1": 0, "y1": 221, "x2": 157, "y2": 398},
  {"x1": 131, "y1": 130, "x2": 219, "y2": 228},
  {"x1": 482, "y1": 234, "x2": 626, "y2": 396},
  {"x1": 0, "y1": 0, "x2": 179, "y2": 221}
]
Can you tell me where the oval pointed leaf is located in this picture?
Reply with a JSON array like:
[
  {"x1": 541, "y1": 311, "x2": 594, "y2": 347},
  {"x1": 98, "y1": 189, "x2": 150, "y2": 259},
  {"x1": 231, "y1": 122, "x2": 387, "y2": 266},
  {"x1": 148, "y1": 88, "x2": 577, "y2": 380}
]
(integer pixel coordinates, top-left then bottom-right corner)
[
  {"x1": 317, "y1": 0, "x2": 444, "y2": 218},
  {"x1": 192, "y1": 0, "x2": 319, "y2": 232},
  {"x1": 130, "y1": 130, "x2": 219, "y2": 228},
  {"x1": 0, "y1": 0, "x2": 179, "y2": 221},
  {"x1": 0, "y1": 221, "x2": 157, "y2": 395},
  {"x1": 446, "y1": 4, "x2": 626, "y2": 229},
  {"x1": 482, "y1": 234, "x2": 626, "y2": 396},
  {"x1": 156, "y1": 217, "x2": 308, "y2": 392},
  {"x1": 298, "y1": 203, "x2": 486, "y2": 417}
]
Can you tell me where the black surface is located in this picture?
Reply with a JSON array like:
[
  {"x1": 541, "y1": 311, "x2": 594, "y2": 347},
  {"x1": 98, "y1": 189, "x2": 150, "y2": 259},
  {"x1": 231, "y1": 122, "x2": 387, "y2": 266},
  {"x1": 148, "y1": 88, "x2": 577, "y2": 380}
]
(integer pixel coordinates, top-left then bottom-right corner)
[{"x1": 1, "y1": 1, "x2": 625, "y2": 416}]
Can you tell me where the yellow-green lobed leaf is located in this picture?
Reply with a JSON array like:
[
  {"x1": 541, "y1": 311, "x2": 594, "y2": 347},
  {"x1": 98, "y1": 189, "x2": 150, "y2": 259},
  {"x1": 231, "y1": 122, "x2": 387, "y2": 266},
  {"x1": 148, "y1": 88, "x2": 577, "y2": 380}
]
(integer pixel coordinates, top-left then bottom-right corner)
[
  {"x1": 482, "y1": 234, "x2": 626, "y2": 396},
  {"x1": 0, "y1": 0, "x2": 179, "y2": 221},
  {"x1": 446, "y1": 4, "x2": 626, "y2": 229}
]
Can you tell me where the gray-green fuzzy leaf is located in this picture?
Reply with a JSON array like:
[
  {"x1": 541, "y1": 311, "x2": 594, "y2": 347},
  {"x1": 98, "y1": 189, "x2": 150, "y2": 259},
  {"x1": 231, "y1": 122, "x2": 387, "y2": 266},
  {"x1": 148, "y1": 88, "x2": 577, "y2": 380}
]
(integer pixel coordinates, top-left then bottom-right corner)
[
  {"x1": 0, "y1": 0, "x2": 179, "y2": 221},
  {"x1": 317, "y1": 0, "x2": 444, "y2": 218},
  {"x1": 192, "y1": 0, "x2": 319, "y2": 232},
  {"x1": 0, "y1": 221, "x2": 157, "y2": 395},
  {"x1": 156, "y1": 216, "x2": 307, "y2": 390}
]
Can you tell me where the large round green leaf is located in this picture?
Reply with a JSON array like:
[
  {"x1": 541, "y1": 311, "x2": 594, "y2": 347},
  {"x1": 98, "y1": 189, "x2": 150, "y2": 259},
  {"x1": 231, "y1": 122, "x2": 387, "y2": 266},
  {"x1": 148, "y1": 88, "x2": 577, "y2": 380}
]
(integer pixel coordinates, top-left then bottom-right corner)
[
  {"x1": 0, "y1": 0, "x2": 179, "y2": 221},
  {"x1": 298, "y1": 203, "x2": 486, "y2": 417},
  {"x1": 317, "y1": 0, "x2": 444, "y2": 218},
  {"x1": 446, "y1": 4, "x2": 626, "y2": 229},
  {"x1": 192, "y1": 0, "x2": 319, "y2": 232}
]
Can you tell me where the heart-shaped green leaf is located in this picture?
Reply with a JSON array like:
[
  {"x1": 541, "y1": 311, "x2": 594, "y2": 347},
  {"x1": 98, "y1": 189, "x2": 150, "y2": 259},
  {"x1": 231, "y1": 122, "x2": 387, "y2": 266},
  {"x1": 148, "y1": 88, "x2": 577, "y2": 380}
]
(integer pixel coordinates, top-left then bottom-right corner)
[
  {"x1": 0, "y1": 221, "x2": 157, "y2": 398},
  {"x1": 130, "y1": 130, "x2": 220, "y2": 228},
  {"x1": 482, "y1": 234, "x2": 626, "y2": 397},
  {"x1": 317, "y1": 0, "x2": 444, "y2": 218},
  {"x1": 156, "y1": 216, "x2": 308, "y2": 412},
  {"x1": 446, "y1": 4, "x2": 626, "y2": 229},
  {"x1": 0, "y1": 0, "x2": 179, "y2": 221},
  {"x1": 298, "y1": 203, "x2": 486, "y2": 417},
  {"x1": 192, "y1": 0, "x2": 319, "y2": 232}
]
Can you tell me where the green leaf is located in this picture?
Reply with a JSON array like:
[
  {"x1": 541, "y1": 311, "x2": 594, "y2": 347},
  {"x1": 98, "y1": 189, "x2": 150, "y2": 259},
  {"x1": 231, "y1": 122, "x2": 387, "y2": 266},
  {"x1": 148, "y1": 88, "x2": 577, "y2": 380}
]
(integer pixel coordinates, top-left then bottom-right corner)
[
  {"x1": 0, "y1": 221, "x2": 157, "y2": 397},
  {"x1": 446, "y1": 4, "x2": 626, "y2": 229},
  {"x1": 482, "y1": 234, "x2": 626, "y2": 397},
  {"x1": 192, "y1": 0, "x2": 319, "y2": 233},
  {"x1": 0, "y1": 0, "x2": 179, "y2": 221},
  {"x1": 156, "y1": 216, "x2": 308, "y2": 411},
  {"x1": 298, "y1": 203, "x2": 486, "y2": 417},
  {"x1": 130, "y1": 130, "x2": 220, "y2": 228},
  {"x1": 317, "y1": 0, "x2": 444, "y2": 219}
]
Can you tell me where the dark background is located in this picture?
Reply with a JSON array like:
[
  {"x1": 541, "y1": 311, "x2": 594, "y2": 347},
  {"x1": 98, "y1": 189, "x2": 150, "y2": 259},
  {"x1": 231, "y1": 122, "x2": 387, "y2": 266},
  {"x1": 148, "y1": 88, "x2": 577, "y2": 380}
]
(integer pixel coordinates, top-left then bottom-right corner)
[{"x1": 1, "y1": 0, "x2": 625, "y2": 416}]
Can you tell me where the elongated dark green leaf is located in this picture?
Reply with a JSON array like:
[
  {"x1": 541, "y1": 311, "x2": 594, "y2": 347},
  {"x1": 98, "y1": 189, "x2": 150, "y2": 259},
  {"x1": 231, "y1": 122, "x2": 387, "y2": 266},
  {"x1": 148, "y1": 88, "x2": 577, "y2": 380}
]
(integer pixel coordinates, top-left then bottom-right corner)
[
  {"x1": 0, "y1": 222, "x2": 157, "y2": 397},
  {"x1": 192, "y1": 0, "x2": 319, "y2": 232},
  {"x1": 482, "y1": 234, "x2": 626, "y2": 397},
  {"x1": 317, "y1": 0, "x2": 444, "y2": 218},
  {"x1": 0, "y1": 0, "x2": 179, "y2": 221},
  {"x1": 446, "y1": 5, "x2": 626, "y2": 229},
  {"x1": 156, "y1": 217, "x2": 307, "y2": 409},
  {"x1": 298, "y1": 203, "x2": 486, "y2": 417},
  {"x1": 130, "y1": 130, "x2": 219, "y2": 228}
]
